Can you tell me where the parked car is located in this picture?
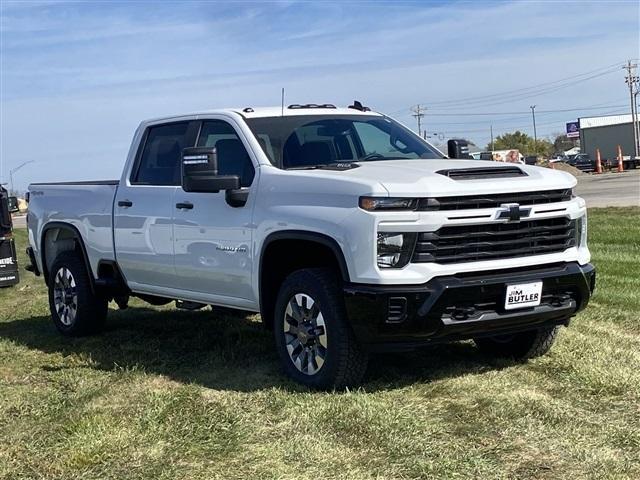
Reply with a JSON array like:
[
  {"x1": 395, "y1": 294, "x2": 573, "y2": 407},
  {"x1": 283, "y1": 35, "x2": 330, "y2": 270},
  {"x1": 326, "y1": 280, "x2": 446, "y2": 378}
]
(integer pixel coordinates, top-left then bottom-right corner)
[
  {"x1": 25, "y1": 103, "x2": 595, "y2": 389},
  {"x1": 567, "y1": 153, "x2": 595, "y2": 172},
  {"x1": 549, "y1": 155, "x2": 569, "y2": 163},
  {"x1": 479, "y1": 150, "x2": 524, "y2": 164}
]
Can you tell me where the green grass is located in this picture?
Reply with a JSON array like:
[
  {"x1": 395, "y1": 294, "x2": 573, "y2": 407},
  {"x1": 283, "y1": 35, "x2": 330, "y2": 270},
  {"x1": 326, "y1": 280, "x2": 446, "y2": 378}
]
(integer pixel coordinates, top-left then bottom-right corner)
[{"x1": 1, "y1": 208, "x2": 639, "y2": 479}]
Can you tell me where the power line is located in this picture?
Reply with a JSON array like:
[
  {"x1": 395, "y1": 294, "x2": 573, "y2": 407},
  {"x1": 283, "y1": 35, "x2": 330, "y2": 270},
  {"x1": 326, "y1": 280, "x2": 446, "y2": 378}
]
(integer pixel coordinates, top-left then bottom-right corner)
[
  {"x1": 429, "y1": 69, "x2": 620, "y2": 110},
  {"x1": 388, "y1": 61, "x2": 630, "y2": 118},
  {"x1": 416, "y1": 62, "x2": 624, "y2": 109},
  {"x1": 407, "y1": 103, "x2": 627, "y2": 117},
  {"x1": 428, "y1": 113, "x2": 629, "y2": 136}
]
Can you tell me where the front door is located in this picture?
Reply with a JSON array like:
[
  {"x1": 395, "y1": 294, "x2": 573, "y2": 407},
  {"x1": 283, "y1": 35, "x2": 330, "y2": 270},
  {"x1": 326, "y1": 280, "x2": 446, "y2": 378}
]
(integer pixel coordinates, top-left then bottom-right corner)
[
  {"x1": 114, "y1": 120, "x2": 198, "y2": 290},
  {"x1": 173, "y1": 118, "x2": 257, "y2": 305}
]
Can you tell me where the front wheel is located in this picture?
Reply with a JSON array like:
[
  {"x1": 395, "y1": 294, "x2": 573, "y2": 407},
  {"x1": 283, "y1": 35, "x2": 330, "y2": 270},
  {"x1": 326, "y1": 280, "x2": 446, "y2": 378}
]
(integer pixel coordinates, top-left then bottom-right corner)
[
  {"x1": 274, "y1": 268, "x2": 368, "y2": 390},
  {"x1": 48, "y1": 250, "x2": 108, "y2": 336},
  {"x1": 474, "y1": 326, "x2": 560, "y2": 360}
]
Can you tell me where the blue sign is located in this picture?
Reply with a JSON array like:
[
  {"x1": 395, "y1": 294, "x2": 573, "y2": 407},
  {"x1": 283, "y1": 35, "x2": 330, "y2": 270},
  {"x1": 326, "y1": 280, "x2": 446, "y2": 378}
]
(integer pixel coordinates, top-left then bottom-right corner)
[{"x1": 566, "y1": 121, "x2": 580, "y2": 139}]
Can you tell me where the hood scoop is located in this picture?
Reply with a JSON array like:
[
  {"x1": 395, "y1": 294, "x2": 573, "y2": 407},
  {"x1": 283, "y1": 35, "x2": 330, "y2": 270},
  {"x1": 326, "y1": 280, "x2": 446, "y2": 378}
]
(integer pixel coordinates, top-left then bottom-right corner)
[{"x1": 437, "y1": 166, "x2": 527, "y2": 180}]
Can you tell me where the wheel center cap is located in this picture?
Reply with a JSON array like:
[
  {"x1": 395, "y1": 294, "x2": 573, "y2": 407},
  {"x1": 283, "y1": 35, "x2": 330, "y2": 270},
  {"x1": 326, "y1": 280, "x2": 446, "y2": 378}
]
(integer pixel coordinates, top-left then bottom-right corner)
[{"x1": 297, "y1": 323, "x2": 316, "y2": 345}]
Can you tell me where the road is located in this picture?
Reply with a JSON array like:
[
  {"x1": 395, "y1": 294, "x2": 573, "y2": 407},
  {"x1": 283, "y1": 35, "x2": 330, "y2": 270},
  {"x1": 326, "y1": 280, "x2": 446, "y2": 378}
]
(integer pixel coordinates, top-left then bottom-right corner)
[
  {"x1": 575, "y1": 170, "x2": 640, "y2": 208},
  {"x1": 9, "y1": 171, "x2": 638, "y2": 229},
  {"x1": 11, "y1": 214, "x2": 26, "y2": 228}
]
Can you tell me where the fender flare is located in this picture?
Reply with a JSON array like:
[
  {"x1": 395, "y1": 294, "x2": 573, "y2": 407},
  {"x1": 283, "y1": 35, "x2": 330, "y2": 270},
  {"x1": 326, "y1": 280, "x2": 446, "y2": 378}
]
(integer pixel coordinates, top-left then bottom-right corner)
[
  {"x1": 258, "y1": 230, "x2": 351, "y2": 323},
  {"x1": 40, "y1": 221, "x2": 95, "y2": 291},
  {"x1": 259, "y1": 230, "x2": 350, "y2": 282}
]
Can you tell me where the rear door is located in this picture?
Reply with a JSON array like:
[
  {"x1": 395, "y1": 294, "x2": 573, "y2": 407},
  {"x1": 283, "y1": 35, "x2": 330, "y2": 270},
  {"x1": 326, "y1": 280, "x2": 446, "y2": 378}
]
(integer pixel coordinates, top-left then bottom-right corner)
[
  {"x1": 172, "y1": 118, "x2": 257, "y2": 303},
  {"x1": 114, "y1": 121, "x2": 198, "y2": 290}
]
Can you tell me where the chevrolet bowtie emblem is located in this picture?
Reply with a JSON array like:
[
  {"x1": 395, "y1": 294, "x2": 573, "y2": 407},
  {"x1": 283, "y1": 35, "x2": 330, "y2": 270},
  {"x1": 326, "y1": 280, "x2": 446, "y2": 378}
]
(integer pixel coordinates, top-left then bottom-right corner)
[{"x1": 496, "y1": 203, "x2": 531, "y2": 222}]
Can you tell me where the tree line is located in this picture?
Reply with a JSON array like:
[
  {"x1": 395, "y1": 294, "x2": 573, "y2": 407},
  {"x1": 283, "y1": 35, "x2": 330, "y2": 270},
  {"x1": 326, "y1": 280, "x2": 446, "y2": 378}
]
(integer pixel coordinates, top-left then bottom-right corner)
[{"x1": 486, "y1": 131, "x2": 577, "y2": 157}]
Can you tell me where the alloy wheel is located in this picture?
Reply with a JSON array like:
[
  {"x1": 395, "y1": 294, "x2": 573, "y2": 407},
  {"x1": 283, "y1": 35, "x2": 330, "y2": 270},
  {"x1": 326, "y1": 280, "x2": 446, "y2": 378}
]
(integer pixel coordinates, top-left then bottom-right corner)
[
  {"x1": 53, "y1": 267, "x2": 78, "y2": 326},
  {"x1": 283, "y1": 293, "x2": 328, "y2": 375}
]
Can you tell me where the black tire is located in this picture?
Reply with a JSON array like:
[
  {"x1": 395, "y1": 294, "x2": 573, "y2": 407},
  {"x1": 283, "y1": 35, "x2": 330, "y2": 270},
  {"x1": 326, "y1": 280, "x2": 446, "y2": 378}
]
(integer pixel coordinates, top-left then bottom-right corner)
[
  {"x1": 474, "y1": 326, "x2": 560, "y2": 360},
  {"x1": 48, "y1": 250, "x2": 108, "y2": 336},
  {"x1": 273, "y1": 268, "x2": 368, "y2": 390}
]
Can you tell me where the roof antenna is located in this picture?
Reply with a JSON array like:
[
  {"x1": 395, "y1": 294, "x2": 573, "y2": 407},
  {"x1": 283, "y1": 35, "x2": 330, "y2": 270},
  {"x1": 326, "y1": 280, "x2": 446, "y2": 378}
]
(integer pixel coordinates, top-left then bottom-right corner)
[{"x1": 281, "y1": 88, "x2": 285, "y2": 117}]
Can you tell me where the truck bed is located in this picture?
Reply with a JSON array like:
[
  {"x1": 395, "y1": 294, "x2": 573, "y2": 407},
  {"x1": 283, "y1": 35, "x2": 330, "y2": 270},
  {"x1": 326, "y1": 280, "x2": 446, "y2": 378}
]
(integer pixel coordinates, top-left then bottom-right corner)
[{"x1": 28, "y1": 181, "x2": 119, "y2": 278}]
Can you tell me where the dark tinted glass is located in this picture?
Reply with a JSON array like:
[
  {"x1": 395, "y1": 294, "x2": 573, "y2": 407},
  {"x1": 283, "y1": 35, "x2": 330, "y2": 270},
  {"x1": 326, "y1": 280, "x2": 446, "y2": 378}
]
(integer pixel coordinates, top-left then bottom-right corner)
[
  {"x1": 197, "y1": 120, "x2": 255, "y2": 187},
  {"x1": 135, "y1": 122, "x2": 190, "y2": 185},
  {"x1": 245, "y1": 115, "x2": 443, "y2": 169}
]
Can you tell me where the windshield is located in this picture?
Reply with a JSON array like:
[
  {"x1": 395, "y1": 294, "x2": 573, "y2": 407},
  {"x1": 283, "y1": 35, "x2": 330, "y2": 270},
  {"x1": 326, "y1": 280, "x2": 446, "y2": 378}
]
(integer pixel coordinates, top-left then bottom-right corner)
[{"x1": 245, "y1": 114, "x2": 444, "y2": 169}]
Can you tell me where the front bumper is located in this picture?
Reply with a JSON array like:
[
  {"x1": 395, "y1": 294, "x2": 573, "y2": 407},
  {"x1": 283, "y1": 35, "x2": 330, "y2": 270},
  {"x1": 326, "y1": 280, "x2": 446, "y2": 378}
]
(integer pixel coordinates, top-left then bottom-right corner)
[{"x1": 344, "y1": 262, "x2": 595, "y2": 351}]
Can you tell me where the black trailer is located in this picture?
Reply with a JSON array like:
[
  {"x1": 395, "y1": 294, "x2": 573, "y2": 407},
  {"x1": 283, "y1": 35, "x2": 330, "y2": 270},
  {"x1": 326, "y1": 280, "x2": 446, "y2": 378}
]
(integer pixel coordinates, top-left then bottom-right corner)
[{"x1": 0, "y1": 186, "x2": 19, "y2": 288}]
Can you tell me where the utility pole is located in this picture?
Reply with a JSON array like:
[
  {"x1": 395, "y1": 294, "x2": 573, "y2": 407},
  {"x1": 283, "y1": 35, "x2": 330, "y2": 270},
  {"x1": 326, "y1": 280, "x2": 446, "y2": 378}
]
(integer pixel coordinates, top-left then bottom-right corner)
[
  {"x1": 9, "y1": 161, "x2": 35, "y2": 195},
  {"x1": 490, "y1": 124, "x2": 494, "y2": 151},
  {"x1": 530, "y1": 105, "x2": 537, "y2": 154},
  {"x1": 624, "y1": 60, "x2": 640, "y2": 157},
  {"x1": 411, "y1": 105, "x2": 426, "y2": 138}
]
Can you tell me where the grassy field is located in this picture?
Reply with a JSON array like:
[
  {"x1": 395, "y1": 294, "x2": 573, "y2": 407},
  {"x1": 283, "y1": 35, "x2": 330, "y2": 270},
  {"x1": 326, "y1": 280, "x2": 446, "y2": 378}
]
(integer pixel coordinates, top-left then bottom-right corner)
[{"x1": 1, "y1": 208, "x2": 639, "y2": 479}]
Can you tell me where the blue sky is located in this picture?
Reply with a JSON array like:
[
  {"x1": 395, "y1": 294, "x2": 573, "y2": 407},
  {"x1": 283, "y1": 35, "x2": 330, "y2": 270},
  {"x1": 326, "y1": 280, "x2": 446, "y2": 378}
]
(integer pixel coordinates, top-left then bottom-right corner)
[{"x1": 1, "y1": 0, "x2": 638, "y2": 191}]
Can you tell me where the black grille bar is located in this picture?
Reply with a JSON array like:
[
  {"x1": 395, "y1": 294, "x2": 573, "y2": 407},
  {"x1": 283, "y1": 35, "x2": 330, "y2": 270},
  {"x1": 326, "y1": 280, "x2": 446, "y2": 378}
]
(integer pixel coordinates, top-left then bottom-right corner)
[
  {"x1": 436, "y1": 166, "x2": 526, "y2": 179},
  {"x1": 413, "y1": 217, "x2": 575, "y2": 264},
  {"x1": 417, "y1": 189, "x2": 572, "y2": 211}
]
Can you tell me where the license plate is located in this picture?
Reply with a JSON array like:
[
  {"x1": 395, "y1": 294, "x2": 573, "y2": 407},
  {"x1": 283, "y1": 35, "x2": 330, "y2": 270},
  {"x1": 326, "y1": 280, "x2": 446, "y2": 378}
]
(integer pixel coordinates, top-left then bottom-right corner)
[{"x1": 505, "y1": 281, "x2": 543, "y2": 310}]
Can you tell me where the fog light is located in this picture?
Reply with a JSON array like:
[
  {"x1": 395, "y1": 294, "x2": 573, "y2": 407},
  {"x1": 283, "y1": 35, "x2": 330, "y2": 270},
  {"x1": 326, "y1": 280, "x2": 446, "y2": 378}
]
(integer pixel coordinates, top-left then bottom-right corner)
[{"x1": 377, "y1": 232, "x2": 417, "y2": 268}]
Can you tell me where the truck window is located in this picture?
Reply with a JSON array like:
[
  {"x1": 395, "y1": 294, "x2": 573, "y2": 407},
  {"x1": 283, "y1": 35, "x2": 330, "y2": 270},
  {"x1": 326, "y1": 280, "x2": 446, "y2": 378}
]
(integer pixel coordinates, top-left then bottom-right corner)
[
  {"x1": 245, "y1": 115, "x2": 443, "y2": 169},
  {"x1": 133, "y1": 122, "x2": 191, "y2": 186},
  {"x1": 197, "y1": 120, "x2": 255, "y2": 187}
]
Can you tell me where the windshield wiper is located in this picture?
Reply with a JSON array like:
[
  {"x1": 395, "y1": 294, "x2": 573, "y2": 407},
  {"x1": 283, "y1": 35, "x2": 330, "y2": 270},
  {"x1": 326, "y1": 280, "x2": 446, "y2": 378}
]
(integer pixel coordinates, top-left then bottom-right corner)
[
  {"x1": 287, "y1": 162, "x2": 360, "y2": 171},
  {"x1": 357, "y1": 154, "x2": 407, "y2": 162}
]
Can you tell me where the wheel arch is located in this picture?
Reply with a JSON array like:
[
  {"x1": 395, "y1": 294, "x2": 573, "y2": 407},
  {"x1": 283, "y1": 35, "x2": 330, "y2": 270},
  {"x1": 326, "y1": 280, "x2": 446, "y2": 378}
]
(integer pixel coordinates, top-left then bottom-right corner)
[
  {"x1": 259, "y1": 230, "x2": 350, "y2": 329},
  {"x1": 41, "y1": 222, "x2": 95, "y2": 290}
]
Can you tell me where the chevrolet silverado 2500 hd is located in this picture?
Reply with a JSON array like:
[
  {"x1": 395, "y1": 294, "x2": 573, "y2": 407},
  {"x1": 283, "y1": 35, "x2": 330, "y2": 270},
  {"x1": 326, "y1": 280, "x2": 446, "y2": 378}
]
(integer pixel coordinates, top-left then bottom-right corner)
[{"x1": 26, "y1": 103, "x2": 595, "y2": 389}]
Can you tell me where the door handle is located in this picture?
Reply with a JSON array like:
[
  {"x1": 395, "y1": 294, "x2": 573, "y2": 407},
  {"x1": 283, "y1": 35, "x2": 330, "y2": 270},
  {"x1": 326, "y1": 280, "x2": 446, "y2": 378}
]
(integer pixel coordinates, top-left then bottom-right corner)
[
  {"x1": 118, "y1": 200, "x2": 133, "y2": 208},
  {"x1": 176, "y1": 202, "x2": 194, "y2": 210}
]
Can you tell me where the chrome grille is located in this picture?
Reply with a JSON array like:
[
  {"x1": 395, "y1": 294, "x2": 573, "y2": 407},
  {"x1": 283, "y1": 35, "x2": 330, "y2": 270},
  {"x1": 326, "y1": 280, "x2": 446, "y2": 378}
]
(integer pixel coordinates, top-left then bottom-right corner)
[{"x1": 412, "y1": 217, "x2": 576, "y2": 264}]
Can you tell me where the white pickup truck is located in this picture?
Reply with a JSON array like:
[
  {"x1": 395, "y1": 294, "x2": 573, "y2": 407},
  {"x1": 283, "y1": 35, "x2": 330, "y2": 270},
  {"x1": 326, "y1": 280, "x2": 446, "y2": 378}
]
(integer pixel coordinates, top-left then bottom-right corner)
[{"x1": 26, "y1": 102, "x2": 595, "y2": 389}]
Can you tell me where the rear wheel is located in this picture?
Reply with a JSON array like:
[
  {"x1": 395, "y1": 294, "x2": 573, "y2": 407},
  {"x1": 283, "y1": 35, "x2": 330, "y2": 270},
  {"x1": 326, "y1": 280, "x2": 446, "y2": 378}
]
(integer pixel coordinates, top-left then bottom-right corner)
[
  {"x1": 474, "y1": 326, "x2": 560, "y2": 359},
  {"x1": 48, "y1": 251, "x2": 108, "y2": 336},
  {"x1": 273, "y1": 268, "x2": 368, "y2": 389}
]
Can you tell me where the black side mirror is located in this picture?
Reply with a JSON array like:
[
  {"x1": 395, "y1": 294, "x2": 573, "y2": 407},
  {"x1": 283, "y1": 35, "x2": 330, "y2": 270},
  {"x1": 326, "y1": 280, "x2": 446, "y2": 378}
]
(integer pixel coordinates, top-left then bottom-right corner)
[
  {"x1": 181, "y1": 147, "x2": 240, "y2": 193},
  {"x1": 447, "y1": 139, "x2": 472, "y2": 159}
]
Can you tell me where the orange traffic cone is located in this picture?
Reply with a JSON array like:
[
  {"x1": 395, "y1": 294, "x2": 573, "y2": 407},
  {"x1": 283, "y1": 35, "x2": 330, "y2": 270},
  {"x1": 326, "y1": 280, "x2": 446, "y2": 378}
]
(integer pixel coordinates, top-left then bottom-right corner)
[
  {"x1": 595, "y1": 148, "x2": 603, "y2": 174},
  {"x1": 617, "y1": 145, "x2": 624, "y2": 173}
]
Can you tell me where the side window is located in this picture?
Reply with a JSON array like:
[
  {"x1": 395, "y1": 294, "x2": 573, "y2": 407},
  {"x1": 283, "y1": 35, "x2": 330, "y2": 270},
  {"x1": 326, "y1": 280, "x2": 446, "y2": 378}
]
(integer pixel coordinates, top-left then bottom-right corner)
[
  {"x1": 197, "y1": 120, "x2": 255, "y2": 187},
  {"x1": 133, "y1": 122, "x2": 191, "y2": 185},
  {"x1": 353, "y1": 121, "x2": 408, "y2": 157}
]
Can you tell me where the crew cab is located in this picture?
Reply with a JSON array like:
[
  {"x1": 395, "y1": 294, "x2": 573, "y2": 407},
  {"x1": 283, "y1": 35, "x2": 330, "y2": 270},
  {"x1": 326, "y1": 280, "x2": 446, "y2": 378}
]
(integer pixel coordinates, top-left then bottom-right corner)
[{"x1": 26, "y1": 103, "x2": 595, "y2": 389}]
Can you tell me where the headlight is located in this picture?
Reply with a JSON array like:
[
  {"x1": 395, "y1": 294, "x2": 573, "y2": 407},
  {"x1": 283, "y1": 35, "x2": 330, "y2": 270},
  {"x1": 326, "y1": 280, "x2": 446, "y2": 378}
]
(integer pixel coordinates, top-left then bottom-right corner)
[
  {"x1": 360, "y1": 197, "x2": 417, "y2": 211},
  {"x1": 575, "y1": 214, "x2": 587, "y2": 247},
  {"x1": 377, "y1": 232, "x2": 417, "y2": 268}
]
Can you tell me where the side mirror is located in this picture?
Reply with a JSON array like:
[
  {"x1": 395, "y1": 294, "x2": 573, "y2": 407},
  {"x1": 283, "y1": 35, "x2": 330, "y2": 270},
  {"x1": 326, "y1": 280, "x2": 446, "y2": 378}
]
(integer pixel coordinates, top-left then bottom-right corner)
[
  {"x1": 181, "y1": 147, "x2": 240, "y2": 193},
  {"x1": 447, "y1": 139, "x2": 472, "y2": 159}
]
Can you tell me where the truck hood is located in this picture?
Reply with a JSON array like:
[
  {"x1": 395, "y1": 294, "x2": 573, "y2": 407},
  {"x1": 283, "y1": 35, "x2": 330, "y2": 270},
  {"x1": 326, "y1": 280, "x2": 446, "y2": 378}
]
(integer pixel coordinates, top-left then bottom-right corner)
[{"x1": 331, "y1": 159, "x2": 577, "y2": 197}]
